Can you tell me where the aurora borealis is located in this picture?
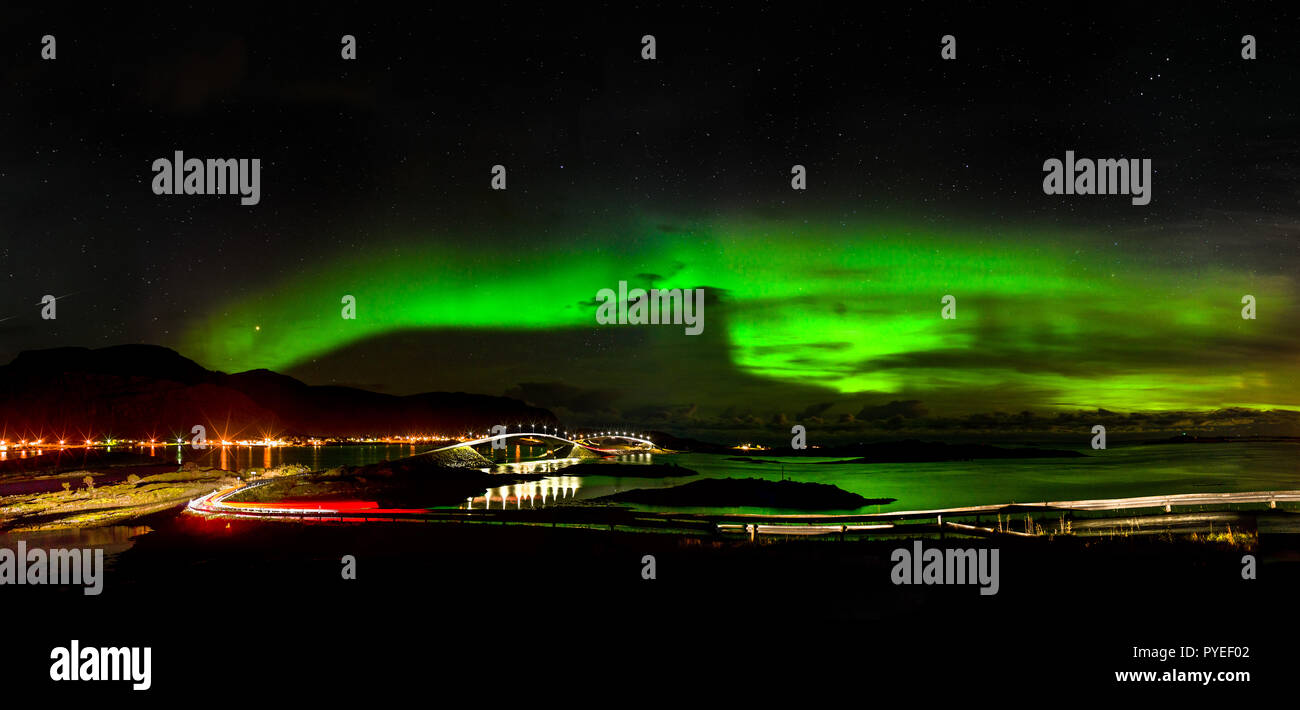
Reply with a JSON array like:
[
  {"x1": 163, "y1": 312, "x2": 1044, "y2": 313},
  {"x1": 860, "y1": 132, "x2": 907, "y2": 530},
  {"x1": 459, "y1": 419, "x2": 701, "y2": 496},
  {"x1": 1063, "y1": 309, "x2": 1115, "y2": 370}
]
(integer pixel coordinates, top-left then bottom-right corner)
[
  {"x1": 6, "y1": 6, "x2": 1300, "y2": 700},
  {"x1": 3, "y1": 4, "x2": 1297, "y2": 438},
  {"x1": 176, "y1": 219, "x2": 1297, "y2": 421}
]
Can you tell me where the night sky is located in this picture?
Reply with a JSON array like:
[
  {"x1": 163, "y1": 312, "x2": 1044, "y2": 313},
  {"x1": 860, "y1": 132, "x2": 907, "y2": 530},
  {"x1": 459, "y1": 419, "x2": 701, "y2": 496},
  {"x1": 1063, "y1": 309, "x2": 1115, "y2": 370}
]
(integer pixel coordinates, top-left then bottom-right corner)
[{"x1": 2, "y1": 4, "x2": 1297, "y2": 439}]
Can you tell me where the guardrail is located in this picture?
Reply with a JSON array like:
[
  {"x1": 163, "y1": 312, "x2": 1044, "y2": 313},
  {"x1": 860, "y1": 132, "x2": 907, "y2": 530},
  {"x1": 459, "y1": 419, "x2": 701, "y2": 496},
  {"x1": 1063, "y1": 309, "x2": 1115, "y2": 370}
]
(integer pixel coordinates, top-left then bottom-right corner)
[{"x1": 185, "y1": 487, "x2": 1300, "y2": 539}]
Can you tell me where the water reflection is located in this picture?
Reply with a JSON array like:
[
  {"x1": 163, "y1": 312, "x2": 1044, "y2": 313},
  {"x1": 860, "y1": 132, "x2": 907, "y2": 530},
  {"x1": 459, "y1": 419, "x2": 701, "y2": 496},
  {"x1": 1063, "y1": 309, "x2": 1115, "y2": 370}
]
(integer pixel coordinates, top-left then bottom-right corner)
[
  {"x1": 464, "y1": 475, "x2": 582, "y2": 510},
  {"x1": 488, "y1": 458, "x2": 584, "y2": 474},
  {"x1": 0, "y1": 525, "x2": 152, "y2": 552},
  {"x1": 462, "y1": 453, "x2": 662, "y2": 509}
]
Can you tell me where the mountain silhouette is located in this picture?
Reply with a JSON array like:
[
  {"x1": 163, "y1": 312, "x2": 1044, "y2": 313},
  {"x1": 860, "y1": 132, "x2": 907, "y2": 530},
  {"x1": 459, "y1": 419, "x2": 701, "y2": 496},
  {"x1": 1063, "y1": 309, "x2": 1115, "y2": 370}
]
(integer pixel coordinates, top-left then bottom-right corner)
[{"x1": 0, "y1": 345, "x2": 556, "y2": 440}]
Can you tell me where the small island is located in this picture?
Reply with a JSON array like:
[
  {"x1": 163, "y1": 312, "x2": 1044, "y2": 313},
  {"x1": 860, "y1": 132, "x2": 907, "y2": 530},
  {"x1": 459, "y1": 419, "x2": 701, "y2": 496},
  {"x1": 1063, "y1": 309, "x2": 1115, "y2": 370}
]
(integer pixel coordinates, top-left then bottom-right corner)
[{"x1": 596, "y1": 477, "x2": 893, "y2": 510}]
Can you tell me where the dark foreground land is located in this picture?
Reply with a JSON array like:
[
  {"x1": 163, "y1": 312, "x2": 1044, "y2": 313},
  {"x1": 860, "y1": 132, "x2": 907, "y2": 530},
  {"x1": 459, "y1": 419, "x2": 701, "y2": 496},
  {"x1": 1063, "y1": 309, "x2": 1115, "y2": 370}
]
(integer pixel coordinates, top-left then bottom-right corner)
[{"x1": 2, "y1": 509, "x2": 1293, "y2": 700}]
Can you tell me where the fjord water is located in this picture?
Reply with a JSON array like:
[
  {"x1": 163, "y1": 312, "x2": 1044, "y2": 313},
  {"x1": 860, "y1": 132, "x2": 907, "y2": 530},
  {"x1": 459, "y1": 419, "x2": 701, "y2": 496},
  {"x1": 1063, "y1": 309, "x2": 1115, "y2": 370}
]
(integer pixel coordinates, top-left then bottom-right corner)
[
  {"x1": 477, "y1": 442, "x2": 1299, "y2": 515},
  {"x1": 179, "y1": 443, "x2": 445, "y2": 470},
  {"x1": 103, "y1": 440, "x2": 1296, "y2": 515}
]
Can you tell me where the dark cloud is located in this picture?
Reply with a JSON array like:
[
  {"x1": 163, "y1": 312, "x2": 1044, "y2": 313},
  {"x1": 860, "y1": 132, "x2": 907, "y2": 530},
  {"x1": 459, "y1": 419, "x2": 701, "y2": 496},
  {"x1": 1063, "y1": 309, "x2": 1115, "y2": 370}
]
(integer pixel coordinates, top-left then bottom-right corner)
[
  {"x1": 504, "y1": 381, "x2": 621, "y2": 414},
  {"x1": 142, "y1": 34, "x2": 248, "y2": 112},
  {"x1": 857, "y1": 400, "x2": 928, "y2": 421},
  {"x1": 647, "y1": 406, "x2": 1300, "y2": 446},
  {"x1": 799, "y1": 402, "x2": 834, "y2": 418}
]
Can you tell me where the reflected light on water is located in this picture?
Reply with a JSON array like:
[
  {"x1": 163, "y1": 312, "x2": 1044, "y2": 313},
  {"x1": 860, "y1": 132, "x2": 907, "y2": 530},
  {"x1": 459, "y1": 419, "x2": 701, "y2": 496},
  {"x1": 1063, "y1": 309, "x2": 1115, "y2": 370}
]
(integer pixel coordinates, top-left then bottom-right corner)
[{"x1": 464, "y1": 475, "x2": 581, "y2": 510}]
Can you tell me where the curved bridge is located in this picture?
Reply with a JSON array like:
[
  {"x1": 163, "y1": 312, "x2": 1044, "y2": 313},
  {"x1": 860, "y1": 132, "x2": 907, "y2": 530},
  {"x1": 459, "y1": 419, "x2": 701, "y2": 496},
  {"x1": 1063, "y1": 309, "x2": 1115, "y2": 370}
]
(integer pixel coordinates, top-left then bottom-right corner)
[
  {"x1": 573, "y1": 433, "x2": 657, "y2": 448},
  {"x1": 431, "y1": 431, "x2": 656, "y2": 455}
]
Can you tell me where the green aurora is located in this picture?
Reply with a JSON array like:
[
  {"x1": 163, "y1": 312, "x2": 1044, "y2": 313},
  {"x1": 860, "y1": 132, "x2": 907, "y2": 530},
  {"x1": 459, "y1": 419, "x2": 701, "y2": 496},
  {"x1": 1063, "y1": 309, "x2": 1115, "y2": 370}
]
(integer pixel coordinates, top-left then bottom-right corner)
[{"x1": 182, "y1": 219, "x2": 1298, "y2": 414}]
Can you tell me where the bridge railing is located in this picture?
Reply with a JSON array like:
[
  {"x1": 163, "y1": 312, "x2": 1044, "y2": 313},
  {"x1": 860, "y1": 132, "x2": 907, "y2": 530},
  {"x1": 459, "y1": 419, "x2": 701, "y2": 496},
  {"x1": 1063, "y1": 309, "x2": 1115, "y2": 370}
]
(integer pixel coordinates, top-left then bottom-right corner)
[{"x1": 190, "y1": 489, "x2": 1300, "y2": 538}]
